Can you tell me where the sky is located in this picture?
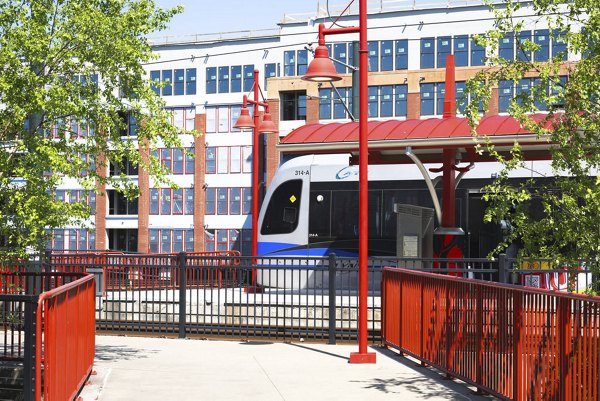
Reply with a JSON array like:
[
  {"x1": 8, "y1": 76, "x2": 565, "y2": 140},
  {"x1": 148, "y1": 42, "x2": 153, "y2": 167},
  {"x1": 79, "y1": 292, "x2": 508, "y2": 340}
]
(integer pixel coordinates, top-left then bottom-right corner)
[{"x1": 152, "y1": 0, "x2": 320, "y2": 38}]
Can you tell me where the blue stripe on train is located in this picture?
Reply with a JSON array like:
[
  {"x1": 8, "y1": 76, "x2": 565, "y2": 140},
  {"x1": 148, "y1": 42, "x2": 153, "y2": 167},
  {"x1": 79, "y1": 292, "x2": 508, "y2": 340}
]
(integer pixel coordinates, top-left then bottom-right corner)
[{"x1": 257, "y1": 242, "x2": 357, "y2": 258}]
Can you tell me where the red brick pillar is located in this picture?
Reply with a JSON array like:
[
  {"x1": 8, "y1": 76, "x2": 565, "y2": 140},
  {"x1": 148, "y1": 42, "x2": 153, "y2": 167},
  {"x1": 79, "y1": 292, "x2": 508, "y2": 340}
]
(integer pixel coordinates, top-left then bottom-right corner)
[
  {"x1": 194, "y1": 113, "x2": 206, "y2": 252},
  {"x1": 95, "y1": 153, "x2": 107, "y2": 250},
  {"x1": 266, "y1": 98, "x2": 280, "y2": 188},
  {"x1": 137, "y1": 140, "x2": 150, "y2": 253},
  {"x1": 306, "y1": 97, "x2": 320, "y2": 125},
  {"x1": 485, "y1": 87, "x2": 500, "y2": 116},
  {"x1": 407, "y1": 92, "x2": 420, "y2": 119}
]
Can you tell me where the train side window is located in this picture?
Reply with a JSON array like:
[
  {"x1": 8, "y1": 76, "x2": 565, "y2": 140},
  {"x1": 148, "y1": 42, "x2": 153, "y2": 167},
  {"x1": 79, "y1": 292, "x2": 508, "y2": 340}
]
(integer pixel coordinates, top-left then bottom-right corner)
[{"x1": 261, "y1": 179, "x2": 302, "y2": 235}]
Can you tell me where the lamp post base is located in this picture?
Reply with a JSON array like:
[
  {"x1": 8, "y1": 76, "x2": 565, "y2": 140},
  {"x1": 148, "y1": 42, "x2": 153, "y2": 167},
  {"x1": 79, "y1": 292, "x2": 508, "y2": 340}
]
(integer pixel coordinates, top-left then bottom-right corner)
[{"x1": 349, "y1": 351, "x2": 377, "y2": 364}]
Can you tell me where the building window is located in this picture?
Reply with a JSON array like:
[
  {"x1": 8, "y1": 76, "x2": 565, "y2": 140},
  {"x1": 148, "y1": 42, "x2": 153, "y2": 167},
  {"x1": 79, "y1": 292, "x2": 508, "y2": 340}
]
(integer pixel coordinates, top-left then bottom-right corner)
[
  {"x1": 161, "y1": 230, "x2": 171, "y2": 253},
  {"x1": 421, "y1": 38, "x2": 435, "y2": 69},
  {"x1": 284, "y1": 50, "x2": 295, "y2": 76},
  {"x1": 109, "y1": 157, "x2": 138, "y2": 176},
  {"x1": 264, "y1": 63, "x2": 278, "y2": 88},
  {"x1": 380, "y1": 40, "x2": 393, "y2": 71},
  {"x1": 108, "y1": 190, "x2": 138, "y2": 215},
  {"x1": 174, "y1": 69, "x2": 184, "y2": 96},
  {"x1": 186, "y1": 68, "x2": 196, "y2": 95},
  {"x1": 150, "y1": 70, "x2": 160, "y2": 95},
  {"x1": 205, "y1": 147, "x2": 217, "y2": 174},
  {"x1": 319, "y1": 88, "x2": 332, "y2": 119},
  {"x1": 499, "y1": 33, "x2": 514, "y2": 61},
  {"x1": 368, "y1": 41, "x2": 379, "y2": 72},
  {"x1": 231, "y1": 65, "x2": 242, "y2": 92},
  {"x1": 456, "y1": 81, "x2": 467, "y2": 114},
  {"x1": 499, "y1": 80, "x2": 513, "y2": 112},
  {"x1": 454, "y1": 35, "x2": 469, "y2": 66},
  {"x1": 160, "y1": 188, "x2": 171, "y2": 215},
  {"x1": 380, "y1": 85, "x2": 393, "y2": 117},
  {"x1": 281, "y1": 91, "x2": 307, "y2": 121},
  {"x1": 517, "y1": 30, "x2": 532, "y2": 62},
  {"x1": 218, "y1": 105, "x2": 229, "y2": 133},
  {"x1": 243, "y1": 187, "x2": 252, "y2": 215},
  {"x1": 368, "y1": 86, "x2": 378, "y2": 118},
  {"x1": 150, "y1": 189, "x2": 159, "y2": 214},
  {"x1": 395, "y1": 39, "x2": 408, "y2": 70},
  {"x1": 205, "y1": 187, "x2": 215, "y2": 215},
  {"x1": 333, "y1": 43, "x2": 348, "y2": 73},
  {"x1": 420, "y1": 83, "x2": 435, "y2": 116},
  {"x1": 436, "y1": 83, "x2": 445, "y2": 115},
  {"x1": 172, "y1": 148, "x2": 184, "y2": 174},
  {"x1": 534, "y1": 29, "x2": 550, "y2": 61},
  {"x1": 516, "y1": 78, "x2": 531, "y2": 106},
  {"x1": 161, "y1": 70, "x2": 172, "y2": 96},
  {"x1": 217, "y1": 188, "x2": 228, "y2": 215},
  {"x1": 230, "y1": 188, "x2": 241, "y2": 215},
  {"x1": 297, "y1": 50, "x2": 308, "y2": 76},
  {"x1": 242, "y1": 146, "x2": 252, "y2": 173},
  {"x1": 333, "y1": 88, "x2": 349, "y2": 119},
  {"x1": 552, "y1": 30, "x2": 567, "y2": 60},
  {"x1": 471, "y1": 35, "x2": 485, "y2": 66},
  {"x1": 185, "y1": 189, "x2": 194, "y2": 215},
  {"x1": 437, "y1": 36, "x2": 451, "y2": 68},
  {"x1": 218, "y1": 66, "x2": 229, "y2": 93},
  {"x1": 206, "y1": 67, "x2": 217, "y2": 94},
  {"x1": 243, "y1": 65, "x2": 254, "y2": 92},
  {"x1": 394, "y1": 84, "x2": 407, "y2": 117}
]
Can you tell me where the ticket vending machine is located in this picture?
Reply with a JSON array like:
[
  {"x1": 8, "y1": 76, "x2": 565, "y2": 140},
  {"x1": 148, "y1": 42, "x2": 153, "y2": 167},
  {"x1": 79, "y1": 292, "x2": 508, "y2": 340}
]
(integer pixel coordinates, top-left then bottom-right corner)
[{"x1": 394, "y1": 204, "x2": 434, "y2": 266}]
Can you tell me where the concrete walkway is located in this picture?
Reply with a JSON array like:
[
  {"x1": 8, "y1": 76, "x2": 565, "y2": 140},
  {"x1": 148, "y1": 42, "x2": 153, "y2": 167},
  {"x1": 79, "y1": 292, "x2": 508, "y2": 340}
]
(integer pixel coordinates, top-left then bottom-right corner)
[{"x1": 79, "y1": 335, "x2": 496, "y2": 401}]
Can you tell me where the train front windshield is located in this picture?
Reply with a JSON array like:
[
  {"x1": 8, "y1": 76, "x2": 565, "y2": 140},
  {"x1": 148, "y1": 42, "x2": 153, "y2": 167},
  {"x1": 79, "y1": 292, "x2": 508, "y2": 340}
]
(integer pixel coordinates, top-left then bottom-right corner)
[{"x1": 261, "y1": 179, "x2": 302, "y2": 235}]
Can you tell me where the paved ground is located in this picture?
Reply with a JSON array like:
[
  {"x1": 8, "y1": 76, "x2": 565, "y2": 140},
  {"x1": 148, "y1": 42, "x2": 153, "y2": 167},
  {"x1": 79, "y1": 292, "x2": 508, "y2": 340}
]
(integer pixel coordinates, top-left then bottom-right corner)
[{"x1": 79, "y1": 335, "x2": 497, "y2": 401}]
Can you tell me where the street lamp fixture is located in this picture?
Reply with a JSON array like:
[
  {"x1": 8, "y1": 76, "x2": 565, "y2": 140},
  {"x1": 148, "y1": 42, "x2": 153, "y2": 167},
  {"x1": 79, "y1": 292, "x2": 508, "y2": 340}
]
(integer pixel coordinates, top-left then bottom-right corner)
[
  {"x1": 233, "y1": 70, "x2": 278, "y2": 293},
  {"x1": 302, "y1": 0, "x2": 376, "y2": 364}
]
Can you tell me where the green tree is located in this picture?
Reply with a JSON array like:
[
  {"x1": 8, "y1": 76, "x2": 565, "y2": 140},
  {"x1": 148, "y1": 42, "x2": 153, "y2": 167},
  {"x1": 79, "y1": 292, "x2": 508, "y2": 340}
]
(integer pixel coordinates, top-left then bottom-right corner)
[
  {"x1": 0, "y1": 0, "x2": 185, "y2": 260},
  {"x1": 466, "y1": 0, "x2": 600, "y2": 276}
]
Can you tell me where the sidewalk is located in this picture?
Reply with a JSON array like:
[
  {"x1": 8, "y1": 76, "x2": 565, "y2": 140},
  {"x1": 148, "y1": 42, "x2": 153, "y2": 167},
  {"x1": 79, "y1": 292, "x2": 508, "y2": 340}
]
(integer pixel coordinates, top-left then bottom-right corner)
[{"x1": 79, "y1": 335, "x2": 496, "y2": 401}]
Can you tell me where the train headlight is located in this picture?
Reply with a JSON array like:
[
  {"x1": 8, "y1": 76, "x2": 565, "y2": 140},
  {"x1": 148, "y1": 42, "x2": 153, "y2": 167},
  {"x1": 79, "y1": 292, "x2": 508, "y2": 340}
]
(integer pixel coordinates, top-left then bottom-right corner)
[{"x1": 316, "y1": 194, "x2": 324, "y2": 203}]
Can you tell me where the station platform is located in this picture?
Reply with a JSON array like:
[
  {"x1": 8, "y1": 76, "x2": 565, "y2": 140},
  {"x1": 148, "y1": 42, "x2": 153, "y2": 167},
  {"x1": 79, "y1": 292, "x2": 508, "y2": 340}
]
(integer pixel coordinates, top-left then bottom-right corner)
[{"x1": 79, "y1": 335, "x2": 496, "y2": 401}]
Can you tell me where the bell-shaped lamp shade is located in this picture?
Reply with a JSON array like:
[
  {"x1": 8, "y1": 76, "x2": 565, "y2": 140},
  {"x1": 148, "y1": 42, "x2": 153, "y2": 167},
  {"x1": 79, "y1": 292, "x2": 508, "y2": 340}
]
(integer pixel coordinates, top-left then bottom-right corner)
[
  {"x1": 233, "y1": 106, "x2": 255, "y2": 129},
  {"x1": 301, "y1": 45, "x2": 342, "y2": 82},
  {"x1": 258, "y1": 112, "x2": 278, "y2": 134}
]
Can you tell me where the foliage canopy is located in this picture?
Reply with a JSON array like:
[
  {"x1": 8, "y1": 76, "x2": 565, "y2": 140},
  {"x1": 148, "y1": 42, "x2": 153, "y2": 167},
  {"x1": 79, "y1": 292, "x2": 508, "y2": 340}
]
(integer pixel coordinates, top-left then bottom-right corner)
[
  {"x1": 466, "y1": 0, "x2": 600, "y2": 272},
  {"x1": 0, "y1": 0, "x2": 184, "y2": 259}
]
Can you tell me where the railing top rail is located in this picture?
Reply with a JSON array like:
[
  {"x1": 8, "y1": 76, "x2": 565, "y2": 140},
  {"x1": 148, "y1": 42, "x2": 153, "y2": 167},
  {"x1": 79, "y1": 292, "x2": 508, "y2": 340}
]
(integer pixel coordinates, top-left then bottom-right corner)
[
  {"x1": 36, "y1": 273, "x2": 93, "y2": 301},
  {"x1": 384, "y1": 266, "x2": 600, "y2": 302}
]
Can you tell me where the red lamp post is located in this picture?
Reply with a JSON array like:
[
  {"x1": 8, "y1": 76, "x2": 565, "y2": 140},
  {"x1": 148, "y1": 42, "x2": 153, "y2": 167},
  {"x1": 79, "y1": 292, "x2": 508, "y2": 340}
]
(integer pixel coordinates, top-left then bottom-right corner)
[
  {"x1": 302, "y1": 0, "x2": 376, "y2": 364},
  {"x1": 234, "y1": 69, "x2": 277, "y2": 291}
]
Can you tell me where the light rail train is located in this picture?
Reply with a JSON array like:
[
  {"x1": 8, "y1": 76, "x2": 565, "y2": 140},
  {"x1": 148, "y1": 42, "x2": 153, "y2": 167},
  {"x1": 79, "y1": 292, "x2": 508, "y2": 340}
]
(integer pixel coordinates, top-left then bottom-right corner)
[{"x1": 255, "y1": 154, "x2": 551, "y2": 289}]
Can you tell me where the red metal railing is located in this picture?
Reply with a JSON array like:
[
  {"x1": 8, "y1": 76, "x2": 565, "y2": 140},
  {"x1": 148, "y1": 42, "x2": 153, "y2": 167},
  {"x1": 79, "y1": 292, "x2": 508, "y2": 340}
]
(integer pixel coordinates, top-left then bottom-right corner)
[
  {"x1": 35, "y1": 273, "x2": 96, "y2": 401},
  {"x1": 50, "y1": 251, "x2": 241, "y2": 292},
  {"x1": 382, "y1": 267, "x2": 600, "y2": 401}
]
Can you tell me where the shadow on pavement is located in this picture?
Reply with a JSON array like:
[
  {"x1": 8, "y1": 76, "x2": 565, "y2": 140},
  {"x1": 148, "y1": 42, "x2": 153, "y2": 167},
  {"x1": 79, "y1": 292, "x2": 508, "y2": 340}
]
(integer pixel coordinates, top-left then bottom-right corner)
[
  {"x1": 95, "y1": 344, "x2": 158, "y2": 362},
  {"x1": 287, "y1": 342, "x2": 350, "y2": 361},
  {"x1": 362, "y1": 347, "x2": 497, "y2": 400}
]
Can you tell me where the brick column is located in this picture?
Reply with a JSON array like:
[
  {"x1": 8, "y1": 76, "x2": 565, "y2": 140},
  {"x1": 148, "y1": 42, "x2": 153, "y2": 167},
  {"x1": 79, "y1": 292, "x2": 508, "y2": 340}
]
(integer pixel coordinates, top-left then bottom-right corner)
[
  {"x1": 193, "y1": 113, "x2": 206, "y2": 252},
  {"x1": 407, "y1": 92, "x2": 420, "y2": 119},
  {"x1": 94, "y1": 153, "x2": 107, "y2": 250},
  {"x1": 137, "y1": 140, "x2": 150, "y2": 253},
  {"x1": 306, "y1": 96, "x2": 320, "y2": 125},
  {"x1": 485, "y1": 87, "x2": 500, "y2": 116},
  {"x1": 266, "y1": 98, "x2": 280, "y2": 188}
]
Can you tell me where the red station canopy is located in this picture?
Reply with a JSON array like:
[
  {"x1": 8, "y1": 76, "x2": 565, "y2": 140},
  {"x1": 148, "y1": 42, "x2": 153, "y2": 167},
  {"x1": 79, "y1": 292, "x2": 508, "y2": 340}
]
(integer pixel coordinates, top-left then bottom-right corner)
[{"x1": 278, "y1": 114, "x2": 559, "y2": 164}]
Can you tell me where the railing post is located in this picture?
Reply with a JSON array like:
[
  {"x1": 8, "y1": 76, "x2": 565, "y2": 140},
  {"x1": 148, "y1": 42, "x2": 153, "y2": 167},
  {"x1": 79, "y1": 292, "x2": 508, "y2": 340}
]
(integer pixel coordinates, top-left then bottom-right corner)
[
  {"x1": 23, "y1": 300, "x2": 35, "y2": 401},
  {"x1": 559, "y1": 297, "x2": 572, "y2": 400},
  {"x1": 513, "y1": 290, "x2": 523, "y2": 401},
  {"x1": 328, "y1": 253, "x2": 337, "y2": 345},
  {"x1": 178, "y1": 252, "x2": 187, "y2": 339},
  {"x1": 498, "y1": 253, "x2": 507, "y2": 283}
]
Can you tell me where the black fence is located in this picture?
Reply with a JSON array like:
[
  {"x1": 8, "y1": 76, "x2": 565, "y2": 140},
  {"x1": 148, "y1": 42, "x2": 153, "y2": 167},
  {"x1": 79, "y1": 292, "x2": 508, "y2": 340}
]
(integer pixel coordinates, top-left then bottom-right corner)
[
  {"x1": 0, "y1": 269, "x2": 86, "y2": 401},
  {"x1": 44, "y1": 253, "x2": 510, "y2": 343}
]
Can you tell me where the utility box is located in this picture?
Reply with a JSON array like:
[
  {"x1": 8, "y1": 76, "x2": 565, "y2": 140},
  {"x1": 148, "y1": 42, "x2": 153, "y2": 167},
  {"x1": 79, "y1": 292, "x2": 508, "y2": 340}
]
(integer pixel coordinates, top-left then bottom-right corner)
[{"x1": 394, "y1": 204, "x2": 434, "y2": 264}]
